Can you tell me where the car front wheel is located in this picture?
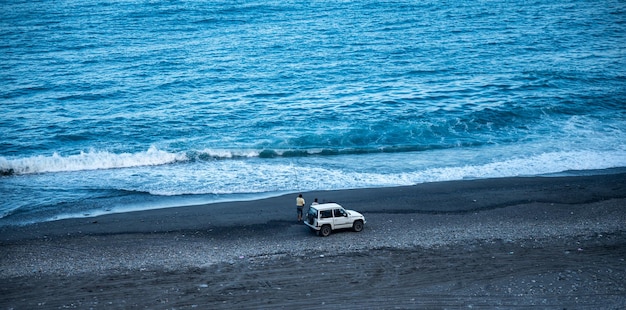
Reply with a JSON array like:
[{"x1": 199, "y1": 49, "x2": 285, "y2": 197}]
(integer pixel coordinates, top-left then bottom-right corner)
[
  {"x1": 352, "y1": 220, "x2": 364, "y2": 232},
  {"x1": 320, "y1": 225, "x2": 332, "y2": 237}
]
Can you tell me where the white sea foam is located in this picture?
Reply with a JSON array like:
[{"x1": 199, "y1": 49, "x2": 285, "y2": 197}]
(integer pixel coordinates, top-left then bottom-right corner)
[
  {"x1": 104, "y1": 148, "x2": 626, "y2": 198},
  {"x1": 0, "y1": 146, "x2": 187, "y2": 175}
]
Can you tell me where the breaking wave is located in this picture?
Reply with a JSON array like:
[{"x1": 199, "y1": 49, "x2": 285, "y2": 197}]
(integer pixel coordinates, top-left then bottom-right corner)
[
  {"x1": 0, "y1": 144, "x2": 477, "y2": 176},
  {"x1": 0, "y1": 146, "x2": 187, "y2": 175}
]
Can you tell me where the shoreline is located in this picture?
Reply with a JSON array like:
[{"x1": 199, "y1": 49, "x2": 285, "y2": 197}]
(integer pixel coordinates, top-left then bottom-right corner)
[
  {"x1": 1, "y1": 172, "x2": 625, "y2": 308},
  {"x1": 1, "y1": 170, "x2": 625, "y2": 242},
  {"x1": 2, "y1": 167, "x2": 626, "y2": 229}
]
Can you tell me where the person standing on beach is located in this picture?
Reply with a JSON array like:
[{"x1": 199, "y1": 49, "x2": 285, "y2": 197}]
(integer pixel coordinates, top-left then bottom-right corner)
[{"x1": 296, "y1": 194, "x2": 305, "y2": 222}]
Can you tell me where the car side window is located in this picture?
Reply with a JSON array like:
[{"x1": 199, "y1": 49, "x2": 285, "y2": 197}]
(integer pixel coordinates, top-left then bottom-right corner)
[
  {"x1": 320, "y1": 210, "x2": 333, "y2": 219},
  {"x1": 333, "y1": 208, "x2": 346, "y2": 217}
]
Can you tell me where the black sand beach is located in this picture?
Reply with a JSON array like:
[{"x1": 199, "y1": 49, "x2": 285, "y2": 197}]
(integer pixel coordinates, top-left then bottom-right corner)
[{"x1": 1, "y1": 172, "x2": 625, "y2": 309}]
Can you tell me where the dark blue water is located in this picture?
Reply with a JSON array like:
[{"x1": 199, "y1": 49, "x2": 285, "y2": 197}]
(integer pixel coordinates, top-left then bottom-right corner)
[{"x1": 1, "y1": 0, "x2": 625, "y2": 226}]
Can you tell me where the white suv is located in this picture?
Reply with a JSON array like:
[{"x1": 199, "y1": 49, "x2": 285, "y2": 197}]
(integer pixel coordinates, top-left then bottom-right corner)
[{"x1": 304, "y1": 203, "x2": 366, "y2": 237}]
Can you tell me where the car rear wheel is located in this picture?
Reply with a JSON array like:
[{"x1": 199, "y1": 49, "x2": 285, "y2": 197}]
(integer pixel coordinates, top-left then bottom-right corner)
[
  {"x1": 352, "y1": 220, "x2": 364, "y2": 232},
  {"x1": 320, "y1": 225, "x2": 332, "y2": 237}
]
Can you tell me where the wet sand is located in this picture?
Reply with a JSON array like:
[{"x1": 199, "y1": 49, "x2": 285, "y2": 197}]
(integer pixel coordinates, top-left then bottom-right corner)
[{"x1": 1, "y1": 172, "x2": 625, "y2": 309}]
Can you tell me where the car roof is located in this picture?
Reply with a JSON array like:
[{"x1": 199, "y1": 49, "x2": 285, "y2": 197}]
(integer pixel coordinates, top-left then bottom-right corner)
[{"x1": 310, "y1": 203, "x2": 342, "y2": 210}]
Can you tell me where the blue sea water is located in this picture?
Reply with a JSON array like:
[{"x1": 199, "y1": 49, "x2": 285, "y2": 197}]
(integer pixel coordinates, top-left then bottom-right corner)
[{"x1": 1, "y1": 0, "x2": 625, "y2": 226}]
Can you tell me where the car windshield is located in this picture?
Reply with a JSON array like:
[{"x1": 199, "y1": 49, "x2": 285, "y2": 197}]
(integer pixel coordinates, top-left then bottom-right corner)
[{"x1": 308, "y1": 207, "x2": 318, "y2": 217}]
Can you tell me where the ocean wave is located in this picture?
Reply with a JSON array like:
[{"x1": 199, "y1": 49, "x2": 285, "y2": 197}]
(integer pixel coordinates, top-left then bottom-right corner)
[
  {"x1": 0, "y1": 147, "x2": 315, "y2": 176},
  {"x1": 0, "y1": 146, "x2": 187, "y2": 175},
  {"x1": 195, "y1": 144, "x2": 469, "y2": 160},
  {"x1": 0, "y1": 139, "x2": 618, "y2": 177},
  {"x1": 1, "y1": 144, "x2": 472, "y2": 176}
]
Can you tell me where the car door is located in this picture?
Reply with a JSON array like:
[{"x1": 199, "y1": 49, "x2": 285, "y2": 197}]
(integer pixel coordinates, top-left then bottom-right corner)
[{"x1": 332, "y1": 208, "x2": 351, "y2": 229}]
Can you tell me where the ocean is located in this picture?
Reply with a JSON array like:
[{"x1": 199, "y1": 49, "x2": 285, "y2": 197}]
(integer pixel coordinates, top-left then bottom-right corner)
[{"x1": 1, "y1": 0, "x2": 625, "y2": 226}]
